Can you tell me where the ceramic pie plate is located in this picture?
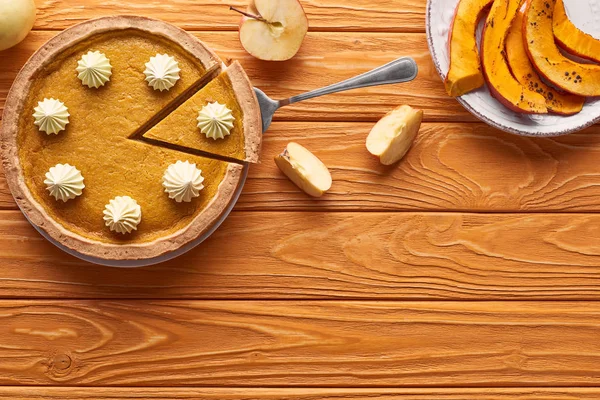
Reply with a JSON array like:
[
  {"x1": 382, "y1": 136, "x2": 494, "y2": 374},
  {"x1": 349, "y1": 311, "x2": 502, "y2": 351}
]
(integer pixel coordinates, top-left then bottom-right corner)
[{"x1": 426, "y1": 0, "x2": 600, "y2": 136}]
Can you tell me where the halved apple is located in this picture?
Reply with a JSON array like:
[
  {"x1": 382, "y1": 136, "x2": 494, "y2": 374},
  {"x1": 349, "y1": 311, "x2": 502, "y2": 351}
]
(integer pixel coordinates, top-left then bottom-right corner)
[
  {"x1": 232, "y1": 0, "x2": 308, "y2": 61},
  {"x1": 554, "y1": 0, "x2": 600, "y2": 63},
  {"x1": 482, "y1": 0, "x2": 547, "y2": 114},
  {"x1": 444, "y1": 0, "x2": 493, "y2": 97},
  {"x1": 366, "y1": 105, "x2": 423, "y2": 166},
  {"x1": 275, "y1": 142, "x2": 332, "y2": 197},
  {"x1": 506, "y1": 9, "x2": 584, "y2": 115},
  {"x1": 524, "y1": 0, "x2": 600, "y2": 97}
]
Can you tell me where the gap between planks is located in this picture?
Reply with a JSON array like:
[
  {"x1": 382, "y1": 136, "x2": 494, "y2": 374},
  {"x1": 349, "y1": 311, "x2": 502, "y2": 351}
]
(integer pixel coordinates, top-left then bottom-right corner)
[{"x1": 1, "y1": 386, "x2": 600, "y2": 390}]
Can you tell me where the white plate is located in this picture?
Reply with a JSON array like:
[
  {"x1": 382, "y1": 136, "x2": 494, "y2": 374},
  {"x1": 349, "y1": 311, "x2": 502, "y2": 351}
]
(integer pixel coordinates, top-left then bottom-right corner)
[
  {"x1": 25, "y1": 164, "x2": 249, "y2": 268},
  {"x1": 426, "y1": 0, "x2": 600, "y2": 136}
]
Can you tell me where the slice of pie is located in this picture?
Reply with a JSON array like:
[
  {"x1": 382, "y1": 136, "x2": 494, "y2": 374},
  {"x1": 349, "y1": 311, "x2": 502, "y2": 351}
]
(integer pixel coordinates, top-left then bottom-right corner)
[
  {"x1": 0, "y1": 16, "x2": 261, "y2": 261},
  {"x1": 142, "y1": 62, "x2": 262, "y2": 163}
]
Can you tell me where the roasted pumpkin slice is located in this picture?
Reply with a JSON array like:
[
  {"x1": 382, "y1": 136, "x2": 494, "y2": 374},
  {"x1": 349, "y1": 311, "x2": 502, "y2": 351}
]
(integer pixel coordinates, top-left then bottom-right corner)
[
  {"x1": 482, "y1": 0, "x2": 547, "y2": 113},
  {"x1": 506, "y1": 9, "x2": 584, "y2": 115},
  {"x1": 525, "y1": 0, "x2": 600, "y2": 96},
  {"x1": 554, "y1": 0, "x2": 600, "y2": 63},
  {"x1": 444, "y1": 0, "x2": 493, "y2": 97}
]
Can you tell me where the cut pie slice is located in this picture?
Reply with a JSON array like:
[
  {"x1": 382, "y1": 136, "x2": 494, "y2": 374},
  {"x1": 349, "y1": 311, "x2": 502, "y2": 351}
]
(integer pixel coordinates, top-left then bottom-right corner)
[{"x1": 142, "y1": 61, "x2": 262, "y2": 163}]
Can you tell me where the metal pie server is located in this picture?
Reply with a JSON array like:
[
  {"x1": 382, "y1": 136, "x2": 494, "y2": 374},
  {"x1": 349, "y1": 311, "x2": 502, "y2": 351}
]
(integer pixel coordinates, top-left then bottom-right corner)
[{"x1": 254, "y1": 56, "x2": 418, "y2": 132}]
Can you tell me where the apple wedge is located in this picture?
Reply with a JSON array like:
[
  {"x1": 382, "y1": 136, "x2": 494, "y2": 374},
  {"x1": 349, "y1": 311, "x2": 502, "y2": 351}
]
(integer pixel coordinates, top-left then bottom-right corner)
[
  {"x1": 524, "y1": 0, "x2": 600, "y2": 96},
  {"x1": 444, "y1": 0, "x2": 493, "y2": 97},
  {"x1": 554, "y1": 0, "x2": 600, "y2": 63},
  {"x1": 506, "y1": 9, "x2": 583, "y2": 115},
  {"x1": 232, "y1": 0, "x2": 308, "y2": 61},
  {"x1": 366, "y1": 105, "x2": 423, "y2": 166},
  {"x1": 275, "y1": 142, "x2": 332, "y2": 197},
  {"x1": 482, "y1": 0, "x2": 547, "y2": 114}
]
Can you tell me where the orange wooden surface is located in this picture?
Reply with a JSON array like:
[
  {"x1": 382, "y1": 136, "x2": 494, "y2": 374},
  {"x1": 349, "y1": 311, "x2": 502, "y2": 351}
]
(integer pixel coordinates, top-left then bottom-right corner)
[{"x1": 1, "y1": 0, "x2": 599, "y2": 398}]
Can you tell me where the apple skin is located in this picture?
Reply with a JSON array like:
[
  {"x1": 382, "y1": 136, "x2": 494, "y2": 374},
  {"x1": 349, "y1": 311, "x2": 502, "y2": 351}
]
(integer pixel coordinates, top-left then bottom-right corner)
[
  {"x1": 237, "y1": 0, "x2": 308, "y2": 61},
  {"x1": 274, "y1": 142, "x2": 332, "y2": 197},
  {"x1": 0, "y1": 0, "x2": 36, "y2": 52}
]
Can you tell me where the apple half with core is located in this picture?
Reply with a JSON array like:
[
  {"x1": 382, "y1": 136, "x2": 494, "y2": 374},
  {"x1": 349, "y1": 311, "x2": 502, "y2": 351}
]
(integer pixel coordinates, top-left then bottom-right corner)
[
  {"x1": 366, "y1": 105, "x2": 423, "y2": 166},
  {"x1": 231, "y1": 0, "x2": 308, "y2": 61},
  {"x1": 275, "y1": 142, "x2": 332, "y2": 197}
]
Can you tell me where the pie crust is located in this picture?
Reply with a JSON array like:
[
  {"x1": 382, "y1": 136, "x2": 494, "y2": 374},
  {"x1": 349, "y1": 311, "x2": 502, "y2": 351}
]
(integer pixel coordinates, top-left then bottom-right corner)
[{"x1": 229, "y1": 61, "x2": 262, "y2": 163}]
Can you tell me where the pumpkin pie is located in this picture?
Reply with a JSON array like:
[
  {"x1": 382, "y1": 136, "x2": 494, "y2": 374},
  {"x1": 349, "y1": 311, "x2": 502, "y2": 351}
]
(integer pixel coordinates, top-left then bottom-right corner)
[
  {"x1": 142, "y1": 61, "x2": 262, "y2": 163},
  {"x1": 0, "y1": 16, "x2": 262, "y2": 261}
]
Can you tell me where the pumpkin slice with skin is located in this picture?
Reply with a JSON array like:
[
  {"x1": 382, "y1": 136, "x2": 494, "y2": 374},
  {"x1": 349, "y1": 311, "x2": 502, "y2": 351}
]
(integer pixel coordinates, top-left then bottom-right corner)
[
  {"x1": 525, "y1": 0, "x2": 600, "y2": 96},
  {"x1": 444, "y1": 0, "x2": 493, "y2": 97},
  {"x1": 506, "y1": 9, "x2": 584, "y2": 115},
  {"x1": 554, "y1": 0, "x2": 600, "y2": 63},
  {"x1": 482, "y1": 0, "x2": 547, "y2": 113}
]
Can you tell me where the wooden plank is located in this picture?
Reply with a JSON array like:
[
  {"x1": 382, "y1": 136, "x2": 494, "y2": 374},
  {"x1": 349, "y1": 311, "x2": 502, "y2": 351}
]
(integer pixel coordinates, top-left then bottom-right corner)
[
  {"x1": 1, "y1": 210, "x2": 600, "y2": 300},
  {"x1": 240, "y1": 122, "x2": 600, "y2": 212},
  {"x1": 4, "y1": 122, "x2": 600, "y2": 212},
  {"x1": 1, "y1": 387, "x2": 599, "y2": 399},
  {"x1": 34, "y1": 0, "x2": 426, "y2": 33},
  {"x1": 0, "y1": 31, "x2": 469, "y2": 123},
  {"x1": 1, "y1": 300, "x2": 600, "y2": 386},
  {"x1": 0, "y1": 176, "x2": 11, "y2": 209}
]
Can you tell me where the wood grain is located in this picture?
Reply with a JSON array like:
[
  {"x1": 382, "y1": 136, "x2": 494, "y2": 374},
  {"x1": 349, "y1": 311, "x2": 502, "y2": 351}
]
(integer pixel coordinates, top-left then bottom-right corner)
[
  {"x1": 1, "y1": 210, "x2": 600, "y2": 300},
  {"x1": 2, "y1": 300, "x2": 600, "y2": 386},
  {"x1": 1, "y1": 0, "x2": 596, "y2": 393},
  {"x1": 34, "y1": 0, "x2": 426, "y2": 32},
  {"x1": 0, "y1": 31, "x2": 469, "y2": 123},
  {"x1": 241, "y1": 122, "x2": 600, "y2": 212},
  {"x1": 1, "y1": 387, "x2": 600, "y2": 399},
  {"x1": 4, "y1": 122, "x2": 600, "y2": 212}
]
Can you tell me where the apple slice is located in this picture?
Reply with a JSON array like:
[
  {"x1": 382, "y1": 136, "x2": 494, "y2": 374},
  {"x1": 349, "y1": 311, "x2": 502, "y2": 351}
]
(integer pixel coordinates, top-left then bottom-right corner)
[
  {"x1": 482, "y1": 0, "x2": 547, "y2": 114},
  {"x1": 231, "y1": 0, "x2": 308, "y2": 61},
  {"x1": 366, "y1": 105, "x2": 423, "y2": 166},
  {"x1": 444, "y1": 0, "x2": 493, "y2": 97},
  {"x1": 275, "y1": 142, "x2": 332, "y2": 197}
]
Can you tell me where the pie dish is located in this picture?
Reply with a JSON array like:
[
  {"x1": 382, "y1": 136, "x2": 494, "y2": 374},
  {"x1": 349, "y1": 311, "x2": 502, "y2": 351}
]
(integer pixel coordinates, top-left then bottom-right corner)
[
  {"x1": 426, "y1": 0, "x2": 600, "y2": 136},
  {"x1": 0, "y1": 16, "x2": 262, "y2": 261},
  {"x1": 143, "y1": 61, "x2": 262, "y2": 163}
]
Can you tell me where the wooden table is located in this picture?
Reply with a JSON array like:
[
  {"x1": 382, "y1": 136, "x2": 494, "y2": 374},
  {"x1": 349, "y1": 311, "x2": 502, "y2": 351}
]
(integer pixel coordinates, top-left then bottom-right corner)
[{"x1": 1, "y1": 0, "x2": 600, "y2": 398}]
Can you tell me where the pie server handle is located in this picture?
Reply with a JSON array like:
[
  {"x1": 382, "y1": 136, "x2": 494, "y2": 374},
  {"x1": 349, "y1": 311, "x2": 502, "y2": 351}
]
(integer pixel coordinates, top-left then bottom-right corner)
[{"x1": 254, "y1": 56, "x2": 418, "y2": 132}]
